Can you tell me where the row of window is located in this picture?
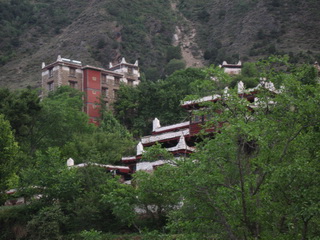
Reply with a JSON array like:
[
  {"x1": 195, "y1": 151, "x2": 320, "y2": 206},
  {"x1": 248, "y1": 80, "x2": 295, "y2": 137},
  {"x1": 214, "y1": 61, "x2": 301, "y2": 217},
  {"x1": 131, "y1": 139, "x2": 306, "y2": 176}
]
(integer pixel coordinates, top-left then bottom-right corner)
[
  {"x1": 48, "y1": 67, "x2": 77, "y2": 78},
  {"x1": 47, "y1": 81, "x2": 76, "y2": 91},
  {"x1": 101, "y1": 75, "x2": 121, "y2": 86},
  {"x1": 89, "y1": 89, "x2": 118, "y2": 99},
  {"x1": 91, "y1": 100, "x2": 109, "y2": 109},
  {"x1": 101, "y1": 88, "x2": 118, "y2": 99},
  {"x1": 47, "y1": 80, "x2": 118, "y2": 98},
  {"x1": 48, "y1": 67, "x2": 133, "y2": 87}
]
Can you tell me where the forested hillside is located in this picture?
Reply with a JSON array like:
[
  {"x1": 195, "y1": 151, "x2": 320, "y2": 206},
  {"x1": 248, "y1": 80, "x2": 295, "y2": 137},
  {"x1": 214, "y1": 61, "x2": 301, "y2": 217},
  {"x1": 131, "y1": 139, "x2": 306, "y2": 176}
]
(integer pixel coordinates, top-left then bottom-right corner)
[
  {"x1": 178, "y1": 0, "x2": 320, "y2": 64},
  {"x1": 0, "y1": 0, "x2": 320, "y2": 88}
]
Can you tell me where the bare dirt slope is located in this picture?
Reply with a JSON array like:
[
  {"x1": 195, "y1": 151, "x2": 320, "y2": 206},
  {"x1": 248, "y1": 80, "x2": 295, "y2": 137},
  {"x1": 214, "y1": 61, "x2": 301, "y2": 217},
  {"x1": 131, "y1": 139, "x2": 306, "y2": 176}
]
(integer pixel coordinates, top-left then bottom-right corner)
[{"x1": 171, "y1": 1, "x2": 205, "y2": 68}]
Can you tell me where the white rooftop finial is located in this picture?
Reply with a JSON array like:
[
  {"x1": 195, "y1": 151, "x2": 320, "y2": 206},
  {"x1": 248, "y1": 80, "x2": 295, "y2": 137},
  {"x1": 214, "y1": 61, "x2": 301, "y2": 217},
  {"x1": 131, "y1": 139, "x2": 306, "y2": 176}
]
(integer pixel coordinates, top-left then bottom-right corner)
[
  {"x1": 153, "y1": 118, "x2": 161, "y2": 132},
  {"x1": 237, "y1": 60, "x2": 242, "y2": 66},
  {"x1": 137, "y1": 142, "x2": 144, "y2": 155},
  {"x1": 177, "y1": 135, "x2": 187, "y2": 149},
  {"x1": 57, "y1": 55, "x2": 62, "y2": 61},
  {"x1": 42, "y1": 62, "x2": 46, "y2": 68},
  {"x1": 222, "y1": 61, "x2": 227, "y2": 65},
  {"x1": 121, "y1": 57, "x2": 126, "y2": 64},
  {"x1": 67, "y1": 158, "x2": 74, "y2": 167},
  {"x1": 134, "y1": 60, "x2": 138, "y2": 66},
  {"x1": 238, "y1": 81, "x2": 245, "y2": 94},
  {"x1": 109, "y1": 62, "x2": 113, "y2": 68},
  {"x1": 223, "y1": 87, "x2": 229, "y2": 98}
]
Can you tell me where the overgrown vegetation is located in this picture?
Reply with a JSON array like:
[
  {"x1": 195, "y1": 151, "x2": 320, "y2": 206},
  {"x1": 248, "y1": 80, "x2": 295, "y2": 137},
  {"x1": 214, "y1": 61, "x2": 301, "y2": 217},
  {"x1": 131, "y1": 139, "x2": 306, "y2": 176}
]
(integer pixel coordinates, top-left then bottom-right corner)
[{"x1": 1, "y1": 57, "x2": 320, "y2": 239}]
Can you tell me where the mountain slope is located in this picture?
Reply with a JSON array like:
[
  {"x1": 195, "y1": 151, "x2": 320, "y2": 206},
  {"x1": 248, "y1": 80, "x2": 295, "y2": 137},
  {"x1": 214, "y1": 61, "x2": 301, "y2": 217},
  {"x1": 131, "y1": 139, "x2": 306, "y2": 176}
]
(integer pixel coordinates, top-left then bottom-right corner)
[
  {"x1": 177, "y1": 0, "x2": 320, "y2": 64},
  {"x1": 0, "y1": 0, "x2": 177, "y2": 88},
  {"x1": 0, "y1": 0, "x2": 320, "y2": 89}
]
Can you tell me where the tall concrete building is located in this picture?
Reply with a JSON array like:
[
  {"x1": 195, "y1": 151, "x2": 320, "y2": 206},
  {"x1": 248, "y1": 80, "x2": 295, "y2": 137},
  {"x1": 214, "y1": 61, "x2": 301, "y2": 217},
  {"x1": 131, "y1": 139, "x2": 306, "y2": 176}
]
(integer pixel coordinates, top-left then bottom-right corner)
[{"x1": 41, "y1": 55, "x2": 140, "y2": 124}]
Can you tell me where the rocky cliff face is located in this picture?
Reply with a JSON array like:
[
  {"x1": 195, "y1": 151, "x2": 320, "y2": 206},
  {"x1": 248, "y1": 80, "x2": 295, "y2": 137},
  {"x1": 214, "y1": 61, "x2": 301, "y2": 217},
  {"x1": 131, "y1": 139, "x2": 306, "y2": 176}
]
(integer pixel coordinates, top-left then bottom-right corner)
[{"x1": 0, "y1": 0, "x2": 319, "y2": 89}]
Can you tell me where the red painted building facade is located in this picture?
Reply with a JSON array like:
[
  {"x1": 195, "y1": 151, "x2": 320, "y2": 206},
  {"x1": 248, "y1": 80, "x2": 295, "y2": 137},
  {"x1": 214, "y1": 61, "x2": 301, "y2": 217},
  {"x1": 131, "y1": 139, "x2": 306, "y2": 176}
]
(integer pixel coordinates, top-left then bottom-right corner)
[{"x1": 42, "y1": 56, "x2": 140, "y2": 124}]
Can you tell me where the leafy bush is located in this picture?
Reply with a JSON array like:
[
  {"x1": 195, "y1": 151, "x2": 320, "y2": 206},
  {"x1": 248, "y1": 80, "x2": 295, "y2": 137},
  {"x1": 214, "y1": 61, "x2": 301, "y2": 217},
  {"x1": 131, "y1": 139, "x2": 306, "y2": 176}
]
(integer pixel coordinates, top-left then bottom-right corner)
[
  {"x1": 27, "y1": 204, "x2": 67, "y2": 240},
  {"x1": 0, "y1": 205, "x2": 31, "y2": 240},
  {"x1": 164, "y1": 59, "x2": 186, "y2": 76},
  {"x1": 79, "y1": 229, "x2": 103, "y2": 240}
]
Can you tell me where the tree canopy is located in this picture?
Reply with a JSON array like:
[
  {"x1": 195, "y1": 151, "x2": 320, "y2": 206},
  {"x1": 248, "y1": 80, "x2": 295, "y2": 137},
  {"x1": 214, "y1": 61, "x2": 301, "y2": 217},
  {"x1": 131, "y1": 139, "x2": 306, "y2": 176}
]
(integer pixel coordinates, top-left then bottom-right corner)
[
  {"x1": 0, "y1": 114, "x2": 19, "y2": 202},
  {"x1": 114, "y1": 67, "x2": 207, "y2": 136}
]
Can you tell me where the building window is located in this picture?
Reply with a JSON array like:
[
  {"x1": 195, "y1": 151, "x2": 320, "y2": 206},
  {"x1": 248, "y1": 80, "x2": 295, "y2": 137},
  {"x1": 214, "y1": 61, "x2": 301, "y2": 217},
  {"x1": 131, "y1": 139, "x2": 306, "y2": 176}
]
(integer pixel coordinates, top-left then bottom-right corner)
[
  {"x1": 102, "y1": 88, "x2": 108, "y2": 98},
  {"x1": 69, "y1": 81, "x2": 77, "y2": 88},
  {"x1": 114, "y1": 77, "x2": 120, "y2": 86},
  {"x1": 48, "y1": 68, "x2": 53, "y2": 78},
  {"x1": 48, "y1": 81, "x2": 54, "y2": 91},
  {"x1": 69, "y1": 67, "x2": 76, "y2": 77},
  {"x1": 101, "y1": 74, "x2": 107, "y2": 84},
  {"x1": 128, "y1": 67, "x2": 133, "y2": 74},
  {"x1": 128, "y1": 79, "x2": 134, "y2": 86},
  {"x1": 113, "y1": 89, "x2": 118, "y2": 99},
  {"x1": 92, "y1": 77, "x2": 97, "y2": 81}
]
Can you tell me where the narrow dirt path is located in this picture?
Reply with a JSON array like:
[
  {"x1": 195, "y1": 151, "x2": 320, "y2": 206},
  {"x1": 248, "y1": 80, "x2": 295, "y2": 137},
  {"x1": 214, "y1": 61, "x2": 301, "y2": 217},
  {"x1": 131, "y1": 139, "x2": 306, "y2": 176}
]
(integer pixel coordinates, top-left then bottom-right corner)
[{"x1": 170, "y1": 1, "x2": 205, "y2": 68}]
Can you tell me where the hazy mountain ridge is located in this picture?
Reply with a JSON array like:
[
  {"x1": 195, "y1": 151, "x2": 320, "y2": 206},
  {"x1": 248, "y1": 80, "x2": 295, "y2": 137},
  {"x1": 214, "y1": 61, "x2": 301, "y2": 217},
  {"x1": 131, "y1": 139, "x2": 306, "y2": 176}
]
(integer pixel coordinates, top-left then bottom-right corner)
[{"x1": 0, "y1": 0, "x2": 319, "y2": 89}]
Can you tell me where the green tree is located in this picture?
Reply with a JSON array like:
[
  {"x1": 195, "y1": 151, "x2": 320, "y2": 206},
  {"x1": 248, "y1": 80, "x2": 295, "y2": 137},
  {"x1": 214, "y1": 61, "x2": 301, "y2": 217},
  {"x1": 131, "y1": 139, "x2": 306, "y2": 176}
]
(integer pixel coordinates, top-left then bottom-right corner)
[
  {"x1": 134, "y1": 165, "x2": 181, "y2": 228},
  {"x1": 168, "y1": 58, "x2": 320, "y2": 239},
  {"x1": 20, "y1": 148, "x2": 81, "y2": 205},
  {"x1": 61, "y1": 130, "x2": 134, "y2": 165},
  {"x1": 103, "y1": 164, "x2": 180, "y2": 231},
  {"x1": 102, "y1": 177, "x2": 138, "y2": 231},
  {"x1": 20, "y1": 149, "x2": 124, "y2": 235},
  {"x1": 164, "y1": 59, "x2": 186, "y2": 76},
  {"x1": 140, "y1": 142, "x2": 173, "y2": 162},
  {"x1": 67, "y1": 166, "x2": 121, "y2": 233},
  {"x1": 230, "y1": 62, "x2": 260, "y2": 89},
  {"x1": 0, "y1": 88, "x2": 41, "y2": 149},
  {"x1": 0, "y1": 114, "x2": 19, "y2": 203},
  {"x1": 114, "y1": 68, "x2": 207, "y2": 136},
  {"x1": 27, "y1": 204, "x2": 67, "y2": 240},
  {"x1": 62, "y1": 110, "x2": 135, "y2": 164},
  {"x1": 29, "y1": 86, "x2": 94, "y2": 153}
]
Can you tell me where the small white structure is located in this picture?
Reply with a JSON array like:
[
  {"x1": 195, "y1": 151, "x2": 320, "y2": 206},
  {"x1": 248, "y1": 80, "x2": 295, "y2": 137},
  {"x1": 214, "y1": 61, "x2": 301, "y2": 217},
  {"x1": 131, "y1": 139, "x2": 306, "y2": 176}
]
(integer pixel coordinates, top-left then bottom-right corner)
[
  {"x1": 152, "y1": 118, "x2": 161, "y2": 132},
  {"x1": 238, "y1": 81, "x2": 245, "y2": 94},
  {"x1": 137, "y1": 142, "x2": 144, "y2": 156},
  {"x1": 220, "y1": 61, "x2": 242, "y2": 75},
  {"x1": 67, "y1": 158, "x2": 74, "y2": 167}
]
